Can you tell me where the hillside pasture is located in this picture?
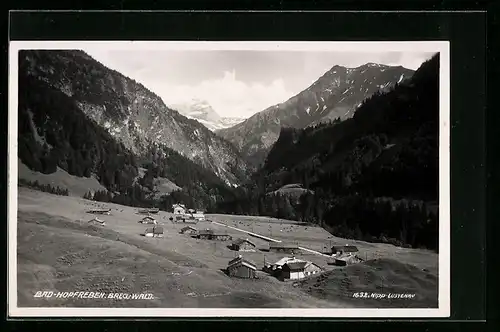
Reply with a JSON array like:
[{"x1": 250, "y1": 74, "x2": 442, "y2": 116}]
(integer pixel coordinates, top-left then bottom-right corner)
[{"x1": 15, "y1": 187, "x2": 438, "y2": 308}]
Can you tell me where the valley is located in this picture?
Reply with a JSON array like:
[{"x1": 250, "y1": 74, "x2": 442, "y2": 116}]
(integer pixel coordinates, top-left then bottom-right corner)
[{"x1": 17, "y1": 188, "x2": 438, "y2": 308}]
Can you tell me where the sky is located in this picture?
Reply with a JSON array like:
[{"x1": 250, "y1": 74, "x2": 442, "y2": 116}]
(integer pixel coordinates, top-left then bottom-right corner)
[{"x1": 83, "y1": 48, "x2": 435, "y2": 118}]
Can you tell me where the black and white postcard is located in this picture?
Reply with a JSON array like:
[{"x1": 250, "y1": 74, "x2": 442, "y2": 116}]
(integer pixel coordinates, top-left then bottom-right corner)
[{"x1": 8, "y1": 40, "x2": 450, "y2": 317}]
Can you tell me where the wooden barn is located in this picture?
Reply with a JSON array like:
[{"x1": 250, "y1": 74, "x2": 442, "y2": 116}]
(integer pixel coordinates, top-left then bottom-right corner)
[
  {"x1": 138, "y1": 208, "x2": 159, "y2": 214},
  {"x1": 226, "y1": 255, "x2": 257, "y2": 279},
  {"x1": 197, "y1": 229, "x2": 232, "y2": 241},
  {"x1": 279, "y1": 261, "x2": 322, "y2": 281},
  {"x1": 144, "y1": 226, "x2": 164, "y2": 238},
  {"x1": 269, "y1": 242, "x2": 300, "y2": 254},
  {"x1": 230, "y1": 238, "x2": 256, "y2": 252},
  {"x1": 87, "y1": 209, "x2": 111, "y2": 215},
  {"x1": 172, "y1": 204, "x2": 186, "y2": 215},
  {"x1": 138, "y1": 216, "x2": 157, "y2": 225},
  {"x1": 332, "y1": 244, "x2": 359, "y2": 256},
  {"x1": 180, "y1": 226, "x2": 198, "y2": 235}
]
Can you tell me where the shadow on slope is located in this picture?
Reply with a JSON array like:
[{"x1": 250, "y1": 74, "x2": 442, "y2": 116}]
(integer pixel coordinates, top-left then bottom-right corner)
[{"x1": 299, "y1": 258, "x2": 438, "y2": 308}]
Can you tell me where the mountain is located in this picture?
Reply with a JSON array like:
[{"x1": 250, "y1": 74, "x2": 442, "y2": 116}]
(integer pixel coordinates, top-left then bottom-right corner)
[
  {"x1": 20, "y1": 50, "x2": 250, "y2": 187},
  {"x1": 216, "y1": 54, "x2": 439, "y2": 250},
  {"x1": 217, "y1": 63, "x2": 414, "y2": 166},
  {"x1": 170, "y1": 99, "x2": 246, "y2": 132}
]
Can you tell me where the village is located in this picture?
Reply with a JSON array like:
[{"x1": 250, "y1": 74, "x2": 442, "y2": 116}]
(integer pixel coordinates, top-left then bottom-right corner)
[{"x1": 86, "y1": 202, "x2": 364, "y2": 282}]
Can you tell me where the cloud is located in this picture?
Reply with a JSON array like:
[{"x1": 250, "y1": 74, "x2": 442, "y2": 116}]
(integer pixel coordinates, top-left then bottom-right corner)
[{"x1": 148, "y1": 71, "x2": 293, "y2": 118}]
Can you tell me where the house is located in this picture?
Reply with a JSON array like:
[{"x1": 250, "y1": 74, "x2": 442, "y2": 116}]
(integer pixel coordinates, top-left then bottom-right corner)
[
  {"x1": 172, "y1": 204, "x2": 186, "y2": 215},
  {"x1": 88, "y1": 217, "x2": 106, "y2": 226},
  {"x1": 333, "y1": 254, "x2": 362, "y2": 266},
  {"x1": 280, "y1": 261, "x2": 322, "y2": 281},
  {"x1": 87, "y1": 209, "x2": 111, "y2": 215},
  {"x1": 269, "y1": 242, "x2": 300, "y2": 254},
  {"x1": 230, "y1": 238, "x2": 256, "y2": 252},
  {"x1": 226, "y1": 255, "x2": 257, "y2": 279},
  {"x1": 197, "y1": 229, "x2": 232, "y2": 241},
  {"x1": 182, "y1": 214, "x2": 198, "y2": 224},
  {"x1": 332, "y1": 244, "x2": 359, "y2": 256},
  {"x1": 192, "y1": 212, "x2": 206, "y2": 221},
  {"x1": 138, "y1": 216, "x2": 157, "y2": 225},
  {"x1": 264, "y1": 256, "x2": 304, "y2": 274},
  {"x1": 180, "y1": 226, "x2": 198, "y2": 235},
  {"x1": 144, "y1": 226, "x2": 164, "y2": 238}
]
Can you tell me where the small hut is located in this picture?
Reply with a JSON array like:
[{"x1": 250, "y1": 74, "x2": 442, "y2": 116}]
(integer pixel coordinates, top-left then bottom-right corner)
[
  {"x1": 332, "y1": 244, "x2": 359, "y2": 256},
  {"x1": 144, "y1": 226, "x2": 164, "y2": 238},
  {"x1": 226, "y1": 255, "x2": 257, "y2": 279},
  {"x1": 230, "y1": 238, "x2": 256, "y2": 252},
  {"x1": 180, "y1": 226, "x2": 198, "y2": 235},
  {"x1": 192, "y1": 211, "x2": 205, "y2": 221},
  {"x1": 269, "y1": 242, "x2": 300, "y2": 254},
  {"x1": 197, "y1": 229, "x2": 231, "y2": 241},
  {"x1": 87, "y1": 208, "x2": 111, "y2": 215},
  {"x1": 139, "y1": 216, "x2": 157, "y2": 225}
]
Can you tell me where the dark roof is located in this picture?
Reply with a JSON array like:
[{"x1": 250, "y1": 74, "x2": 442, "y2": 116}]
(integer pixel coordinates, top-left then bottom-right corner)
[
  {"x1": 333, "y1": 245, "x2": 359, "y2": 252},
  {"x1": 270, "y1": 242, "x2": 299, "y2": 249},
  {"x1": 283, "y1": 261, "x2": 308, "y2": 270},
  {"x1": 181, "y1": 226, "x2": 197, "y2": 231},
  {"x1": 233, "y1": 238, "x2": 256, "y2": 247},
  {"x1": 198, "y1": 229, "x2": 214, "y2": 235},
  {"x1": 145, "y1": 227, "x2": 154, "y2": 234},
  {"x1": 153, "y1": 226, "x2": 164, "y2": 234}
]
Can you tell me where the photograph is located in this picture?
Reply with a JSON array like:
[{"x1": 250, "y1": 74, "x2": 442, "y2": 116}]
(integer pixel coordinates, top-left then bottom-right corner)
[{"x1": 8, "y1": 40, "x2": 450, "y2": 317}]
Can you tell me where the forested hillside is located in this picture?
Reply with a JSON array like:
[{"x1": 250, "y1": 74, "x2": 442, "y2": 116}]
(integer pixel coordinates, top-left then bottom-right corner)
[
  {"x1": 18, "y1": 68, "x2": 234, "y2": 210},
  {"x1": 216, "y1": 54, "x2": 440, "y2": 250}
]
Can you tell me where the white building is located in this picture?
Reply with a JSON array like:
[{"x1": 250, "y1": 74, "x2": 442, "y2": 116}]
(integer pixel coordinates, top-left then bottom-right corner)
[{"x1": 172, "y1": 203, "x2": 186, "y2": 215}]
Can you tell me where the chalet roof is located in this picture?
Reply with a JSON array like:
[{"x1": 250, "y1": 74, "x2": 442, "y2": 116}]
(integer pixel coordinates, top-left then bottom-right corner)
[
  {"x1": 233, "y1": 238, "x2": 256, "y2": 247},
  {"x1": 181, "y1": 226, "x2": 197, "y2": 231},
  {"x1": 228, "y1": 256, "x2": 257, "y2": 269},
  {"x1": 305, "y1": 261, "x2": 322, "y2": 270},
  {"x1": 272, "y1": 257, "x2": 304, "y2": 267},
  {"x1": 172, "y1": 204, "x2": 186, "y2": 208},
  {"x1": 270, "y1": 242, "x2": 299, "y2": 249},
  {"x1": 283, "y1": 261, "x2": 308, "y2": 270},
  {"x1": 142, "y1": 216, "x2": 156, "y2": 220}
]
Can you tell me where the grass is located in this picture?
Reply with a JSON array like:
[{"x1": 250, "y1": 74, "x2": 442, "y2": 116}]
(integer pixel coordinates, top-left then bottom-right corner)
[{"x1": 16, "y1": 187, "x2": 438, "y2": 308}]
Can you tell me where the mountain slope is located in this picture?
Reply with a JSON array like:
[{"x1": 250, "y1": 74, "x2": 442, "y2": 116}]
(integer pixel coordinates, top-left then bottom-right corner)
[
  {"x1": 217, "y1": 63, "x2": 414, "y2": 166},
  {"x1": 18, "y1": 51, "x2": 241, "y2": 209},
  {"x1": 20, "y1": 50, "x2": 250, "y2": 186},
  {"x1": 216, "y1": 54, "x2": 439, "y2": 250},
  {"x1": 170, "y1": 99, "x2": 246, "y2": 132}
]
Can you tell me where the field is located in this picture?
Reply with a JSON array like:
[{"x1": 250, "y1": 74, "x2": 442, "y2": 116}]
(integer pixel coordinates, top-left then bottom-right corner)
[{"x1": 16, "y1": 187, "x2": 439, "y2": 308}]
